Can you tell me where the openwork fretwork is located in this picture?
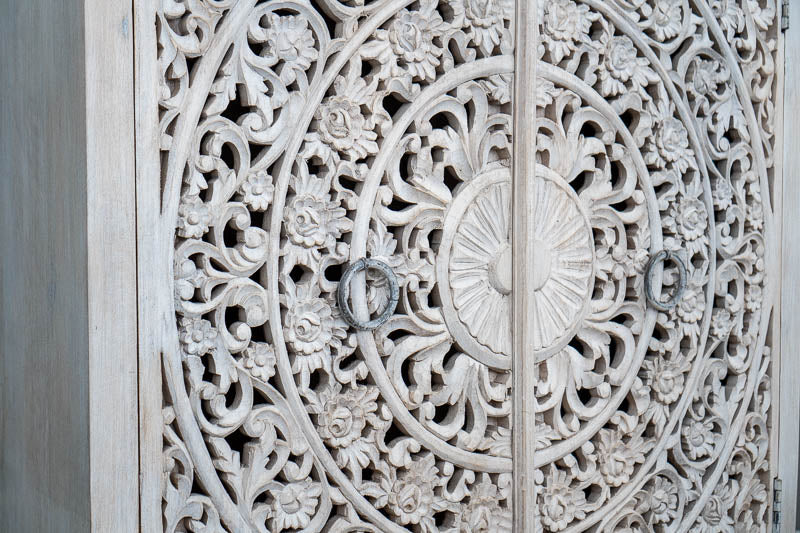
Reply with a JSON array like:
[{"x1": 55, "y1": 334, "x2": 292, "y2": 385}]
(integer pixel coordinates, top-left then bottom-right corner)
[
  {"x1": 533, "y1": 0, "x2": 777, "y2": 531},
  {"x1": 155, "y1": 0, "x2": 778, "y2": 531},
  {"x1": 161, "y1": 1, "x2": 514, "y2": 531}
]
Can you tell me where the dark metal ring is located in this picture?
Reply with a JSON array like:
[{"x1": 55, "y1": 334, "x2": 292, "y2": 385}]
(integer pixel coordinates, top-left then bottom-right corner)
[
  {"x1": 644, "y1": 250, "x2": 688, "y2": 312},
  {"x1": 337, "y1": 258, "x2": 399, "y2": 331}
]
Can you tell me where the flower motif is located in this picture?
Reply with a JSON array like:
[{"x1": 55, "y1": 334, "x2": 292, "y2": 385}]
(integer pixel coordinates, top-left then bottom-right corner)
[
  {"x1": 712, "y1": 177, "x2": 734, "y2": 210},
  {"x1": 689, "y1": 58, "x2": 727, "y2": 99},
  {"x1": 693, "y1": 476, "x2": 736, "y2": 531},
  {"x1": 676, "y1": 277, "x2": 705, "y2": 325},
  {"x1": 174, "y1": 258, "x2": 205, "y2": 303},
  {"x1": 646, "y1": 102, "x2": 695, "y2": 172},
  {"x1": 647, "y1": 0, "x2": 683, "y2": 41},
  {"x1": 596, "y1": 429, "x2": 645, "y2": 487},
  {"x1": 241, "y1": 342, "x2": 276, "y2": 381},
  {"x1": 540, "y1": 464, "x2": 588, "y2": 531},
  {"x1": 642, "y1": 355, "x2": 690, "y2": 405},
  {"x1": 711, "y1": 309, "x2": 733, "y2": 338},
  {"x1": 681, "y1": 419, "x2": 716, "y2": 460},
  {"x1": 281, "y1": 280, "x2": 346, "y2": 386},
  {"x1": 240, "y1": 169, "x2": 274, "y2": 211},
  {"x1": 313, "y1": 384, "x2": 380, "y2": 472},
  {"x1": 671, "y1": 195, "x2": 708, "y2": 241},
  {"x1": 456, "y1": 476, "x2": 512, "y2": 532},
  {"x1": 710, "y1": 0, "x2": 745, "y2": 40},
  {"x1": 268, "y1": 479, "x2": 321, "y2": 530},
  {"x1": 386, "y1": 9, "x2": 445, "y2": 82},
  {"x1": 260, "y1": 14, "x2": 318, "y2": 86},
  {"x1": 314, "y1": 75, "x2": 378, "y2": 160},
  {"x1": 452, "y1": 0, "x2": 514, "y2": 55},
  {"x1": 285, "y1": 294, "x2": 334, "y2": 356},
  {"x1": 644, "y1": 476, "x2": 679, "y2": 524},
  {"x1": 179, "y1": 317, "x2": 217, "y2": 355},
  {"x1": 745, "y1": 283, "x2": 762, "y2": 313},
  {"x1": 177, "y1": 195, "x2": 212, "y2": 239},
  {"x1": 596, "y1": 33, "x2": 657, "y2": 97},
  {"x1": 379, "y1": 454, "x2": 442, "y2": 529},
  {"x1": 283, "y1": 169, "x2": 353, "y2": 263},
  {"x1": 541, "y1": 0, "x2": 596, "y2": 64}
]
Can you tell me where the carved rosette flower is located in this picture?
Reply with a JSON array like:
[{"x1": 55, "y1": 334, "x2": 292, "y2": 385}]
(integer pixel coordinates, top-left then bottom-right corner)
[
  {"x1": 712, "y1": 176, "x2": 734, "y2": 210},
  {"x1": 452, "y1": 0, "x2": 513, "y2": 55},
  {"x1": 644, "y1": 476, "x2": 680, "y2": 524},
  {"x1": 647, "y1": 102, "x2": 696, "y2": 172},
  {"x1": 268, "y1": 479, "x2": 321, "y2": 531},
  {"x1": 313, "y1": 75, "x2": 378, "y2": 161},
  {"x1": 646, "y1": 0, "x2": 683, "y2": 41},
  {"x1": 711, "y1": 309, "x2": 734, "y2": 339},
  {"x1": 675, "y1": 276, "x2": 705, "y2": 325},
  {"x1": 682, "y1": 419, "x2": 717, "y2": 460},
  {"x1": 642, "y1": 355, "x2": 690, "y2": 405},
  {"x1": 596, "y1": 32, "x2": 657, "y2": 98},
  {"x1": 240, "y1": 169, "x2": 274, "y2": 211},
  {"x1": 259, "y1": 13, "x2": 318, "y2": 85},
  {"x1": 177, "y1": 195, "x2": 212, "y2": 239},
  {"x1": 387, "y1": 9, "x2": 445, "y2": 82},
  {"x1": 283, "y1": 171, "x2": 353, "y2": 265},
  {"x1": 540, "y1": 465, "x2": 588, "y2": 531},
  {"x1": 688, "y1": 58, "x2": 727, "y2": 99},
  {"x1": 692, "y1": 476, "x2": 736, "y2": 532},
  {"x1": 540, "y1": 0, "x2": 597, "y2": 63},
  {"x1": 379, "y1": 454, "x2": 444, "y2": 529},
  {"x1": 313, "y1": 384, "x2": 380, "y2": 472},
  {"x1": 179, "y1": 317, "x2": 217, "y2": 356},
  {"x1": 710, "y1": 0, "x2": 745, "y2": 40},
  {"x1": 596, "y1": 430, "x2": 646, "y2": 487},
  {"x1": 241, "y1": 342, "x2": 276, "y2": 382},
  {"x1": 450, "y1": 180, "x2": 512, "y2": 355},
  {"x1": 281, "y1": 280, "x2": 346, "y2": 384},
  {"x1": 455, "y1": 477, "x2": 512, "y2": 532},
  {"x1": 668, "y1": 195, "x2": 708, "y2": 241}
]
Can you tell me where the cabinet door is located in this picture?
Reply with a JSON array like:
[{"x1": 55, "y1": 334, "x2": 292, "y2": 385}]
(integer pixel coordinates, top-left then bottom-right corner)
[
  {"x1": 533, "y1": 0, "x2": 780, "y2": 531},
  {"x1": 154, "y1": 1, "x2": 518, "y2": 531}
]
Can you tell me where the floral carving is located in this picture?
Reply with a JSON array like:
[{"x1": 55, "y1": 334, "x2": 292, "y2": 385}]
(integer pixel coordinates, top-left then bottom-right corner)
[{"x1": 157, "y1": 0, "x2": 777, "y2": 530}]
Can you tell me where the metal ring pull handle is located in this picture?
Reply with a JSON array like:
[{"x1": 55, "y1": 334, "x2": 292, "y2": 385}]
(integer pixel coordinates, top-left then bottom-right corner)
[
  {"x1": 337, "y1": 258, "x2": 400, "y2": 331},
  {"x1": 644, "y1": 250, "x2": 688, "y2": 312}
]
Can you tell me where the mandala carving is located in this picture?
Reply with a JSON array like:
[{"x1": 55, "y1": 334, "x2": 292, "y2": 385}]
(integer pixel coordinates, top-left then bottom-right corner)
[
  {"x1": 160, "y1": 1, "x2": 513, "y2": 531},
  {"x1": 533, "y1": 0, "x2": 777, "y2": 530},
  {"x1": 155, "y1": 0, "x2": 777, "y2": 531}
]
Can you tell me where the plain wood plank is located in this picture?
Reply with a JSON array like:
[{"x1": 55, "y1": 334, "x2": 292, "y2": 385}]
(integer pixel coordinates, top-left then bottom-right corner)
[
  {"x1": 0, "y1": 1, "x2": 91, "y2": 530},
  {"x1": 84, "y1": 0, "x2": 139, "y2": 530},
  {"x1": 134, "y1": 0, "x2": 168, "y2": 531},
  {"x1": 780, "y1": 12, "x2": 799, "y2": 533},
  {"x1": 512, "y1": 2, "x2": 538, "y2": 531}
]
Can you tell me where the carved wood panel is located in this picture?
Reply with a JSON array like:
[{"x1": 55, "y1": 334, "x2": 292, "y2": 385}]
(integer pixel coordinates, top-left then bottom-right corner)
[
  {"x1": 159, "y1": 1, "x2": 514, "y2": 531},
  {"x1": 152, "y1": 0, "x2": 778, "y2": 531},
  {"x1": 533, "y1": 0, "x2": 778, "y2": 531}
]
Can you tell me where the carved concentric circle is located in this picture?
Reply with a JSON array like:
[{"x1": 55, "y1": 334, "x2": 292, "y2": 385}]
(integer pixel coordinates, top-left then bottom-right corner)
[
  {"x1": 532, "y1": 165, "x2": 594, "y2": 359},
  {"x1": 438, "y1": 169, "x2": 512, "y2": 363}
]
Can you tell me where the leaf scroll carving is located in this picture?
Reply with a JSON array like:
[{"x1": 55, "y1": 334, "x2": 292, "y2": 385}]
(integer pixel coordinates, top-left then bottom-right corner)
[
  {"x1": 160, "y1": 0, "x2": 515, "y2": 531},
  {"x1": 533, "y1": 0, "x2": 777, "y2": 531}
]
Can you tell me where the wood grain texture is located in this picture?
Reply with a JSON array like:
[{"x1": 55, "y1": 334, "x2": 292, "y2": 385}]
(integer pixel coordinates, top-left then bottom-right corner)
[
  {"x1": 84, "y1": 0, "x2": 139, "y2": 530},
  {"x1": 512, "y1": 2, "x2": 537, "y2": 531},
  {"x1": 0, "y1": 1, "x2": 91, "y2": 530},
  {"x1": 134, "y1": 0, "x2": 168, "y2": 530},
  {"x1": 0, "y1": 1, "x2": 138, "y2": 530},
  {"x1": 779, "y1": 12, "x2": 799, "y2": 532}
]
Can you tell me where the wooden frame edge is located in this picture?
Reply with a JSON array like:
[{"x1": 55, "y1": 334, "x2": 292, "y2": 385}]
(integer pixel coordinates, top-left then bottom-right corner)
[
  {"x1": 134, "y1": 0, "x2": 165, "y2": 531},
  {"x1": 512, "y1": 2, "x2": 538, "y2": 531},
  {"x1": 84, "y1": 0, "x2": 140, "y2": 529},
  {"x1": 779, "y1": 11, "x2": 799, "y2": 532}
]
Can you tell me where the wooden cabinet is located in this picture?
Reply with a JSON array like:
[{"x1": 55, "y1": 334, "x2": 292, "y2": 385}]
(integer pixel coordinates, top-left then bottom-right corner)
[{"x1": 2, "y1": 0, "x2": 799, "y2": 531}]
